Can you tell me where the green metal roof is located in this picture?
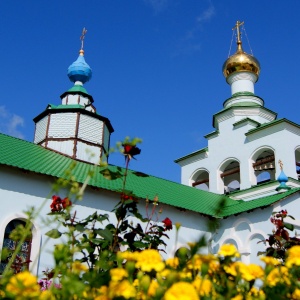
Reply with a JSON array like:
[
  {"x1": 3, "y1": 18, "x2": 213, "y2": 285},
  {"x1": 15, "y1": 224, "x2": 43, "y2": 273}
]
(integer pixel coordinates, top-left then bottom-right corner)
[
  {"x1": 220, "y1": 188, "x2": 300, "y2": 217},
  {"x1": 68, "y1": 85, "x2": 89, "y2": 94},
  {"x1": 48, "y1": 104, "x2": 84, "y2": 109},
  {"x1": 0, "y1": 133, "x2": 298, "y2": 218}
]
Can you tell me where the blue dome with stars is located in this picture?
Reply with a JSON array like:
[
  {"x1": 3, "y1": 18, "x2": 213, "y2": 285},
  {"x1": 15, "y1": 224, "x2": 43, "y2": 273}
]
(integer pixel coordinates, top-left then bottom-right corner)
[{"x1": 67, "y1": 50, "x2": 92, "y2": 84}]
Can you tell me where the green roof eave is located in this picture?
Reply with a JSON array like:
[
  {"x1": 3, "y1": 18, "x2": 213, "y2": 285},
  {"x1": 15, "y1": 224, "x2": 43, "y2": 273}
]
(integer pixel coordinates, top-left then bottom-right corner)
[
  {"x1": 220, "y1": 188, "x2": 300, "y2": 217},
  {"x1": 204, "y1": 130, "x2": 219, "y2": 139},
  {"x1": 245, "y1": 118, "x2": 300, "y2": 136},
  {"x1": 68, "y1": 85, "x2": 89, "y2": 94},
  {"x1": 60, "y1": 85, "x2": 94, "y2": 103},
  {"x1": 222, "y1": 93, "x2": 265, "y2": 108},
  {"x1": 174, "y1": 147, "x2": 208, "y2": 163}
]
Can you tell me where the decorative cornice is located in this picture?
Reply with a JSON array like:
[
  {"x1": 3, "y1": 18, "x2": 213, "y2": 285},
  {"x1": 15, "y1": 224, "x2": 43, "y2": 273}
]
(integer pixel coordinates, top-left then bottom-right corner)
[
  {"x1": 174, "y1": 147, "x2": 208, "y2": 163},
  {"x1": 33, "y1": 106, "x2": 114, "y2": 133}
]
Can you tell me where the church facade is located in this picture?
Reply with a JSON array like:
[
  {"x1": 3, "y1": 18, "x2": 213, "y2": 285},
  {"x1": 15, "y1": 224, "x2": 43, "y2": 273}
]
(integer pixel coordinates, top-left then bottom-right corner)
[{"x1": 0, "y1": 22, "x2": 300, "y2": 276}]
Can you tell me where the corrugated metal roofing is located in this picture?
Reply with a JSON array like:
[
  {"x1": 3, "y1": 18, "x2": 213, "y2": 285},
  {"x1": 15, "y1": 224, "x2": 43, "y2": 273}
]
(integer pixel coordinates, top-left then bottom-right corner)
[{"x1": 0, "y1": 133, "x2": 298, "y2": 218}]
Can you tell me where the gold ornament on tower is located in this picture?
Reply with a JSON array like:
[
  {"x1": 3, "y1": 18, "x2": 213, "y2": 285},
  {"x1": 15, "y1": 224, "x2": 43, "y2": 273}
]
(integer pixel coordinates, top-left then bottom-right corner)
[{"x1": 222, "y1": 21, "x2": 261, "y2": 80}]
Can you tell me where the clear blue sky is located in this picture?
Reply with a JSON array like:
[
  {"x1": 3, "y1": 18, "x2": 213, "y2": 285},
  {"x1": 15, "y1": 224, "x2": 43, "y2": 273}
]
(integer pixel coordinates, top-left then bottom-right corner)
[{"x1": 0, "y1": 1, "x2": 299, "y2": 183}]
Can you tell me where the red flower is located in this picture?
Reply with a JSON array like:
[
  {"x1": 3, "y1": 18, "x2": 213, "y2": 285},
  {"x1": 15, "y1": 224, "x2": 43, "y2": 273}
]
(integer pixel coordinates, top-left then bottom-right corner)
[
  {"x1": 162, "y1": 217, "x2": 172, "y2": 231},
  {"x1": 50, "y1": 196, "x2": 62, "y2": 212},
  {"x1": 122, "y1": 144, "x2": 141, "y2": 159},
  {"x1": 50, "y1": 195, "x2": 72, "y2": 212},
  {"x1": 61, "y1": 197, "x2": 72, "y2": 209}
]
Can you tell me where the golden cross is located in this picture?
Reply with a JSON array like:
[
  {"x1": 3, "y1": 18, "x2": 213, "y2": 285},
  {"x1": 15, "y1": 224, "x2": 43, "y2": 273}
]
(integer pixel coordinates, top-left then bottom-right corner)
[
  {"x1": 278, "y1": 159, "x2": 283, "y2": 170},
  {"x1": 232, "y1": 20, "x2": 244, "y2": 49},
  {"x1": 80, "y1": 27, "x2": 87, "y2": 50}
]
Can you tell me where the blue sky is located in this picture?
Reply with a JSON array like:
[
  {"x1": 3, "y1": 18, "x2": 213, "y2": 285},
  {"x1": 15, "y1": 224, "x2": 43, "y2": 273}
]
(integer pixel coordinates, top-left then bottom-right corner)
[{"x1": 0, "y1": 1, "x2": 299, "y2": 183}]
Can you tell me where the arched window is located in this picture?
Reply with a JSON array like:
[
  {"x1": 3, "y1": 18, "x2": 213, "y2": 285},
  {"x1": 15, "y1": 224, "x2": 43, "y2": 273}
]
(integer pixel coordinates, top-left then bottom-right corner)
[
  {"x1": 219, "y1": 160, "x2": 240, "y2": 194},
  {"x1": 295, "y1": 147, "x2": 300, "y2": 180},
  {"x1": 0, "y1": 219, "x2": 32, "y2": 274},
  {"x1": 251, "y1": 149, "x2": 275, "y2": 185},
  {"x1": 191, "y1": 169, "x2": 209, "y2": 191}
]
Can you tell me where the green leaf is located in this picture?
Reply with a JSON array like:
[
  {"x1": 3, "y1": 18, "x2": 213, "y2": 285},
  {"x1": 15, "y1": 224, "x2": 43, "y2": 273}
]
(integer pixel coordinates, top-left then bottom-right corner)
[
  {"x1": 75, "y1": 224, "x2": 86, "y2": 232},
  {"x1": 97, "y1": 229, "x2": 113, "y2": 242},
  {"x1": 284, "y1": 222, "x2": 294, "y2": 231},
  {"x1": 45, "y1": 229, "x2": 62, "y2": 239},
  {"x1": 133, "y1": 241, "x2": 147, "y2": 248}
]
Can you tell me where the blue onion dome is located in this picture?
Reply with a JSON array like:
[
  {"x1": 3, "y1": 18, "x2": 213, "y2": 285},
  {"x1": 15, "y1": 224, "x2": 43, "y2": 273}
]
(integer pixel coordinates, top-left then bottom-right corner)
[
  {"x1": 278, "y1": 170, "x2": 288, "y2": 184},
  {"x1": 67, "y1": 50, "x2": 92, "y2": 84}
]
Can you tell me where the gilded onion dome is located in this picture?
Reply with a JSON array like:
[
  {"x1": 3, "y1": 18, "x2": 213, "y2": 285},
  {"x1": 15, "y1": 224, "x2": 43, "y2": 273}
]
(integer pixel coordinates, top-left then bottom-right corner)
[{"x1": 222, "y1": 21, "x2": 260, "y2": 81}]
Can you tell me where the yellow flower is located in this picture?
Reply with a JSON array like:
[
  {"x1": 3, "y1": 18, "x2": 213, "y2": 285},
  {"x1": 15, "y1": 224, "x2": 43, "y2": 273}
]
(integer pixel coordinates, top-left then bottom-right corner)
[
  {"x1": 71, "y1": 261, "x2": 88, "y2": 274},
  {"x1": 218, "y1": 244, "x2": 240, "y2": 257},
  {"x1": 166, "y1": 257, "x2": 179, "y2": 268},
  {"x1": 110, "y1": 268, "x2": 128, "y2": 282},
  {"x1": 135, "y1": 249, "x2": 165, "y2": 272},
  {"x1": 148, "y1": 280, "x2": 159, "y2": 297},
  {"x1": 286, "y1": 245, "x2": 300, "y2": 268},
  {"x1": 240, "y1": 264, "x2": 264, "y2": 281},
  {"x1": 94, "y1": 286, "x2": 109, "y2": 300},
  {"x1": 193, "y1": 276, "x2": 212, "y2": 297},
  {"x1": 231, "y1": 295, "x2": 243, "y2": 300},
  {"x1": 6, "y1": 271, "x2": 40, "y2": 299},
  {"x1": 246, "y1": 287, "x2": 266, "y2": 300},
  {"x1": 40, "y1": 290, "x2": 55, "y2": 300},
  {"x1": 266, "y1": 266, "x2": 290, "y2": 286},
  {"x1": 260, "y1": 256, "x2": 281, "y2": 266},
  {"x1": 109, "y1": 280, "x2": 136, "y2": 299},
  {"x1": 118, "y1": 251, "x2": 139, "y2": 261},
  {"x1": 224, "y1": 261, "x2": 244, "y2": 277},
  {"x1": 187, "y1": 254, "x2": 202, "y2": 270},
  {"x1": 165, "y1": 282, "x2": 199, "y2": 300},
  {"x1": 292, "y1": 288, "x2": 300, "y2": 300}
]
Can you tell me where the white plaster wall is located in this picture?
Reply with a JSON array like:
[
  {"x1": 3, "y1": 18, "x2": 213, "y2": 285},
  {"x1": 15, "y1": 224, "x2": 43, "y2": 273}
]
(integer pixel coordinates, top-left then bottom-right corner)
[
  {"x1": 180, "y1": 119, "x2": 300, "y2": 194},
  {"x1": 0, "y1": 167, "x2": 210, "y2": 277},
  {"x1": 213, "y1": 192, "x2": 300, "y2": 265}
]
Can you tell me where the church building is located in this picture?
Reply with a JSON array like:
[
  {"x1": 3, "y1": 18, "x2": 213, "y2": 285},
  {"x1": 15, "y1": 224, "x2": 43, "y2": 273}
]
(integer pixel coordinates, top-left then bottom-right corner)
[{"x1": 0, "y1": 22, "x2": 300, "y2": 276}]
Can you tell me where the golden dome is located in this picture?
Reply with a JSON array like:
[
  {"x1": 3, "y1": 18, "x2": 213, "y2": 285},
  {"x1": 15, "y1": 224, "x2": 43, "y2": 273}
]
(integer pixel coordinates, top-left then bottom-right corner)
[{"x1": 222, "y1": 21, "x2": 260, "y2": 80}]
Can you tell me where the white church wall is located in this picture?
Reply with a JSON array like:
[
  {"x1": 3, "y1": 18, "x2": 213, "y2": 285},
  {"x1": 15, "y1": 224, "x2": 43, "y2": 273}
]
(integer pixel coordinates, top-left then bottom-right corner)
[
  {"x1": 75, "y1": 141, "x2": 101, "y2": 163},
  {"x1": 78, "y1": 115, "x2": 104, "y2": 144},
  {"x1": 180, "y1": 118, "x2": 300, "y2": 195},
  {"x1": 0, "y1": 166, "x2": 210, "y2": 277},
  {"x1": 48, "y1": 113, "x2": 77, "y2": 138},
  {"x1": 213, "y1": 191, "x2": 300, "y2": 265},
  {"x1": 34, "y1": 116, "x2": 48, "y2": 144},
  {"x1": 47, "y1": 140, "x2": 74, "y2": 157}
]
